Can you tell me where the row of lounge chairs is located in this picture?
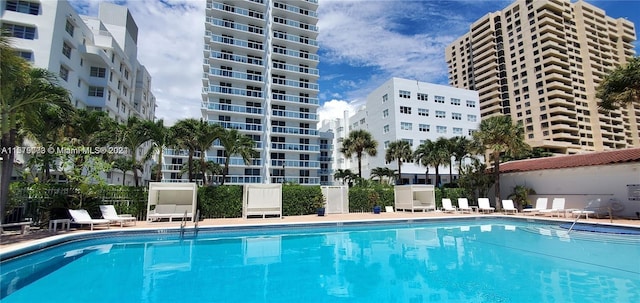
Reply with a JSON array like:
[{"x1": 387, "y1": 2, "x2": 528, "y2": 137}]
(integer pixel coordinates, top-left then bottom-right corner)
[
  {"x1": 66, "y1": 205, "x2": 136, "y2": 230},
  {"x1": 441, "y1": 197, "x2": 609, "y2": 218}
]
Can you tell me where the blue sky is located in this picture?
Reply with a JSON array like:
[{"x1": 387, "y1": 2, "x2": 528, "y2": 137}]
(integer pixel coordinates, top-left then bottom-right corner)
[{"x1": 70, "y1": 0, "x2": 640, "y2": 125}]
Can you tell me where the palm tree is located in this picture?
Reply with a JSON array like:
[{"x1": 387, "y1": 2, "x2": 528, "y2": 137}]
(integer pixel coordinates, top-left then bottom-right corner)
[
  {"x1": 117, "y1": 116, "x2": 153, "y2": 186},
  {"x1": 473, "y1": 115, "x2": 530, "y2": 211},
  {"x1": 449, "y1": 136, "x2": 472, "y2": 184},
  {"x1": 1, "y1": 57, "x2": 71, "y2": 221},
  {"x1": 370, "y1": 167, "x2": 386, "y2": 183},
  {"x1": 333, "y1": 168, "x2": 356, "y2": 186},
  {"x1": 112, "y1": 157, "x2": 133, "y2": 185},
  {"x1": 21, "y1": 102, "x2": 74, "y2": 182},
  {"x1": 217, "y1": 128, "x2": 258, "y2": 185},
  {"x1": 145, "y1": 119, "x2": 169, "y2": 182},
  {"x1": 170, "y1": 119, "x2": 200, "y2": 182},
  {"x1": 195, "y1": 120, "x2": 221, "y2": 186},
  {"x1": 413, "y1": 139, "x2": 449, "y2": 186},
  {"x1": 596, "y1": 56, "x2": 640, "y2": 110},
  {"x1": 385, "y1": 140, "x2": 413, "y2": 185},
  {"x1": 340, "y1": 130, "x2": 378, "y2": 178}
]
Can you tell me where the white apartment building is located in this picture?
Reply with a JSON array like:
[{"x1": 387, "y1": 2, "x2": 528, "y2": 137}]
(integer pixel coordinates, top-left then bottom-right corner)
[
  {"x1": 1, "y1": 0, "x2": 157, "y2": 185},
  {"x1": 182, "y1": 0, "x2": 320, "y2": 185},
  {"x1": 319, "y1": 110, "x2": 351, "y2": 175},
  {"x1": 347, "y1": 78, "x2": 481, "y2": 185}
]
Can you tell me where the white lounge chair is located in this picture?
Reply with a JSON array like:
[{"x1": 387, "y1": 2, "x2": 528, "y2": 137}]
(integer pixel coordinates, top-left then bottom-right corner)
[
  {"x1": 502, "y1": 199, "x2": 518, "y2": 215},
  {"x1": 68, "y1": 209, "x2": 110, "y2": 230},
  {"x1": 441, "y1": 198, "x2": 457, "y2": 213},
  {"x1": 478, "y1": 198, "x2": 495, "y2": 213},
  {"x1": 572, "y1": 199, "x2": 610, "y2": 219},
  {"x1": 457, "y1": 198, "x2": 472, "y2": 213},
  {"x1": 523, "y1": 198, "x2": 548, "y2": 215},
  {"x1": 99, "y1": 205, "x2": 137, "y2": 227},
  {"x1": 540, "y1": 198, "x2": 566, "y2": 217}
]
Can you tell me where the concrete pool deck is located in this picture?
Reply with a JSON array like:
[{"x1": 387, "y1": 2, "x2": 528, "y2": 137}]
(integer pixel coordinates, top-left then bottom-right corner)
[{"x1": 2, "y1": 211, "x2": 640, "y2": 252}]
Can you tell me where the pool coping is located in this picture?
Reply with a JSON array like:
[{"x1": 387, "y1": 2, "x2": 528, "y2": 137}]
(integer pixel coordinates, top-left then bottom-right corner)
[{"x1": 2, "y1": 214, "x2": 640, "y2": 261}]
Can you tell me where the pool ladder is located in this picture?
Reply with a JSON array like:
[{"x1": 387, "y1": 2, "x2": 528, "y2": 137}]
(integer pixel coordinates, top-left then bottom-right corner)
[{"x1": 179, "y1": 209, "x2": 200, "y2": 239}]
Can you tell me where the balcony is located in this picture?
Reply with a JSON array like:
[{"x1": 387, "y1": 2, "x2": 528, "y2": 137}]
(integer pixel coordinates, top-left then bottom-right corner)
[
  {"x1": 271, "y1": 76, "x2": 319, "y2": 90},
  {"x1": 210, "y1": 51, "x2": 264, "y2": 67},
  {"x1": 271, "y1": 143, "x2": 320, "y2": 152},
  {"x1": 272, "y1": 61, "x2": 319, "y2": 76},
  {"x1": 209, "y1": 68, "x2": 263, "y2": 83},
  {"x1": 272, "y1": 126, "x2": 319, "y2": 136},
  {"x1": 211, "y1": 120, "x2": 263, "y2": 132},
  {"x1": 207, "y1": 1, "x2": 265, "y2": 21},
  {"x1": 273, "y1": 31, "x2": 319, "y2": 48},
  {"x1": 207, "y1": 156, "x2": 262, "y2": 166},
  {"x1": 270, "y1": 159, "x2": 320, "y2": 168},
  {"x1": 201, "y1": 102, "x2": 263, "y2": 115},
  {"x1": 272, "y1": 92, "x2": 319, "y2": 105},
  {"x1": 207, "y1": 85, "x2": 263, "y2": 98},
  {"x1": 272, "y1": 109, "x2": 317, "y2": 120}
]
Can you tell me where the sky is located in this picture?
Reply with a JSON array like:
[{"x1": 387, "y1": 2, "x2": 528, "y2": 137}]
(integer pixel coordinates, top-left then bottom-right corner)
[{"x1": 69, "y1": 0, "x2": 640, "y2": 127}]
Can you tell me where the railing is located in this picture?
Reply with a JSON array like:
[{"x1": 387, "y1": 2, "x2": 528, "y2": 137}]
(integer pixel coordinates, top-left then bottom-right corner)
[{"x1": 272, "y1": 126, "x2": 318, "y2": 136}]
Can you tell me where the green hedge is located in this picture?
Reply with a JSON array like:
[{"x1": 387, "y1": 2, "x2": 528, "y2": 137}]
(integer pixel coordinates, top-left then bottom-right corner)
[{"x1": 348, "y1": 185, "x2": 394, "y2": 212}]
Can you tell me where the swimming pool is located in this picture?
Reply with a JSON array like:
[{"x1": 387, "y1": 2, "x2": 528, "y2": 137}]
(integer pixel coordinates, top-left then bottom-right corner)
[{"x1": 1, "y1": 218, "x2": 639, "y2": 302}]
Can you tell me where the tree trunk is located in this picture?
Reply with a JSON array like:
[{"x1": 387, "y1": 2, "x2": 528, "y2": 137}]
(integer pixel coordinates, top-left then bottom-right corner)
[
  {"x1": 0, "y1": 130, "x2": 17, "y2": 224},
  {"x1": 188, "y1": 151, "x2": 194, "y2": 182},
  {"x1": 122, "y1": 171, "x2": 126, "y2": 186},
  {"x1": 132, "y1": 155, "x2": 139, "y2": 187},
  {"x1": 397, "y1": 159, "x2": 402, "y2": 185},
  {"x1": 424, "y1": 167, "x2": 429, "y2": 185},
  {"x1": 493, "y1": 151, "x2": 502, "y2": 211},
  {"x1": 435, "y1": 166, "x2": 440, "y2": 187},
  {"x1": 155, "y1": 149, "x2": 163, "y2": 181},
  {"x1": 357, "y1": 153, "x2": 362, "y2": 179},
  {"x1": 449, "y1": 159, "x2": 453, "y2": 185}
]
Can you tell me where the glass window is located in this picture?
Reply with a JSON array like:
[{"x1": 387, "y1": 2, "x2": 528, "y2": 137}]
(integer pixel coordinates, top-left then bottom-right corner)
[
  {"x1": 418, "y1": 108, "x2": 429, "y2": 116},
  {"x1": 434, "y1": 96, "x2": 445, "y2": 103},
  {"x1": 435, "y1": 110, "x2": 446, "y2": 118},
  {"x1": 382, "y1": 94, "x2": 388, "y2": 103},
  {"x1": 65, "y1": 20, "x2": 74, "y2": 36},
  {"x1": 59, "y1": 65, "x2": 69, "y2": 81},
  {"x1": 62, "y1": 42, "x2": 72, "y2": 58},
  {"x1": 419, "y1": 124, "x2": 430, "y2": 132},
  {"x1": 6, "y1": 0, "x2": 39, "y2": 15},
  {"x1": 17, "y1": 51, "x2": 33, "y2": 61},
  {"x1": 453, "y1": 127, "x2": 463, "y2": 135},
  {"x1": 400, "y1": 106, "x2": 411, "y2": 114},
  {"x1": 90, "y1": 67, "x2": 106, "y2": 78},
  {"x1": 399, "y1": 90, "x2": 410, "y2": 99},
  {"x1": 383, "y1": 125, "x2": 389, "y2": 134},
  {"x1": 88, "y1": 86, "x2": 105, "y2": 97},
  {"x1": 437, "y1": 126, "x2": 447, "y2": 133},
  {"x1": 400, "y1": 122, "x2": 412, "y2": 130},
  {"x1": 417, "y1": 93, "x2": 428, "y2": 101},
  {"x1": 3, "y1": 23, "x2": 36, "y2": 39},
  {"x1": 450, "y1": 98, "x2": 461, "y2": 105},
  {"x1": 468, "y1": 114, "x2": 477, "y2": 122},
  {"x1": 466, "y1": 100, "x2": 476, "y2": 107},
  {"x1": 382, "y1": 109, "x2": 389, "y2": 118},
  {"x1": 452, "y1": 113, "x2": 462, "y2": 120}
]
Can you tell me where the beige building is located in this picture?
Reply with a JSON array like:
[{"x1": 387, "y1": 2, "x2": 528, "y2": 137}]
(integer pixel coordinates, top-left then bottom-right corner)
[{"x1": 446, "y1": 0, "x2": 638, "y2": 154}]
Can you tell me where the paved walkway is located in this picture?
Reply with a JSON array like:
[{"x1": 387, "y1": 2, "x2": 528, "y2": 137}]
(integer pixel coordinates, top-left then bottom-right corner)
[{"x1": 2, "y1": 211, "x2": 639, "y2": 252}]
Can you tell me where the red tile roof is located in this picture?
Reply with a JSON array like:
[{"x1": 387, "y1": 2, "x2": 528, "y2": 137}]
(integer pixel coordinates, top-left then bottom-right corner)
[{"x1": 500, "y1": 147, "x2": 640, "y2": 173}]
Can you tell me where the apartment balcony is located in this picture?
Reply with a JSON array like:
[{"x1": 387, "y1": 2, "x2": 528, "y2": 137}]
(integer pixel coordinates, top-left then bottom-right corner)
[
  {"x1": 207, "y1": 68, "x2": 264, "y2": 84},
  {"x1": 272, "y1": 16, "x2": 318, "y2": 35},
  {"x1": 319, "y1": 144, "x2": 333, "y2": 150},
  {"x1": 222, "y1": 175, "x2": 263, "y2": 184},
  {"x1": 318, "y1": 156, "x2": 332, "y2": 162},
  {"x1": 473, "y1": 54, "x2": 497, "y2": 71},
  {"x1": 271, "y1": 77, "x2": 319, "y2": 91},
  {"x1": 272, "y1": 61, "x2": 319, "y2": 78},
  {"x1": 542, "y1": 63, "x2": 570, "y2": 77},
  {"x1": 475, "y1": 62, "x2": 498, "y2": 77},
  {"x1": 162, "y1": 164, "x2": 184, "y2": 171},
  {"x1": 207, "y1": 1, "x2": 265, "y2": 22},
  {"x1": 211, "y1": 120, "x2": 263, "y2": 132},
  {"x1": 545, "y1": 80, "x2": 572, "y2": 91},
  {"x1": 549, "y1": 113, "x2": 576, "y2": 124},
  {"x1": 270, "y1": 159, "x2": 320, "y2": 168},
  {"x1": 272, "y1": 92, "x2": 319, "y2": 105},
  {"x1": 271, "y1": 126, "x2": 319, "y2": 136},
  {"x1": 547, "y1": 105, "x2": 576, "y2": 116},
  {"x1": 551, "y1": 130, "x2": 580, "y2": 142},
  {"x1": 272, "y1": 31, "x2": 319, "y2": 52},
  {"x1": 541, "y1": 47, "x2": 569, "y2": 61},
  {"x1": 164, "y1": 149, "x2": 202, "y2": 158},
  {"x1": 480, "y1": 101, "x2": 503, "y2": 114},
  {"x1": 202, "y1": 102, "x2": 263, "y2": 116},
  {"x1": 271, "y1": 142, "x2": 320, "y2": 152},
  {"x1": 210, "y1": 34, "x2": 264, "y2": 55},
  {"x1": 210, "y1": 50, "x2": 264, "y2": 67},
  {"x1": 546, "y1": 89, "x2": 573, "y2": 99},
  {"x1": 205, "y1": 85, "x2": 263, "y2": 99},
  {"x1": 538, "y1": 24, "x2": 565, "y2": 41},
  {"x1": 206, "y1": 17, "x2": 264, "y2": 40},
  {"x1": 272, "y1": 46, "x2": 319, "y2": 62},
  {"x1": 272, "y1": 109, "x2": 317, "y2": 121},
  {"x1": 272, "y1": 2, "x2": 318, "y2": 24},
  {"x1": 271, "y1": 176, "x2": 319, "y2": 185},
  {"x1": 207, "y1": 156, "x2": 262, "y2": 166},
  {"x1": 473, "y1": 39, "x2": 496, "y2": 56}
]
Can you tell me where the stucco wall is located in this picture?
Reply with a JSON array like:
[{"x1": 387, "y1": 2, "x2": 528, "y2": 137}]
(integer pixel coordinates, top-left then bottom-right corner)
[{"x1": 500, "y1": 163, "x2": 640, "y2": 218}]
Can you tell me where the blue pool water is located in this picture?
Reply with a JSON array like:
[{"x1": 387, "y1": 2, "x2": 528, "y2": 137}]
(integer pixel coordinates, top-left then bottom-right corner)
[{"x1": 1, "y1": 218, "x2": 639, "y2": 303}]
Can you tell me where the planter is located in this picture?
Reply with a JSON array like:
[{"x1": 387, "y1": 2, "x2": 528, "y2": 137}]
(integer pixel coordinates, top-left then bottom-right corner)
[
  {"x1": 373, "y1": 206, "x2": 381, "y2": 214},
  {"x1": 317, "y1": 208, "x2": 326, "y2": 216}
]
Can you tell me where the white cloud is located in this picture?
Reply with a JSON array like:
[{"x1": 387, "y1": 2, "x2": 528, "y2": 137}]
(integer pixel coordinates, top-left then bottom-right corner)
[{"x1": 317, "y1": 99, "x2": 360, "y2": 127}]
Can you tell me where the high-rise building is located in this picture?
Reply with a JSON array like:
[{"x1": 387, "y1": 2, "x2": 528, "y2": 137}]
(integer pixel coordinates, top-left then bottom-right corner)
[
  {"x1": 1, "y1": 0, "x2": 157, "y2": 184},
  {"x1": 198, "y1": 0, "x2": 320, "y2": 184},
  {"x1": 346, "y1": 78, "x2": 480, "y2": 185},
  {"x1": 446, "y1": 0, "x2": 638, "y2": 154}
]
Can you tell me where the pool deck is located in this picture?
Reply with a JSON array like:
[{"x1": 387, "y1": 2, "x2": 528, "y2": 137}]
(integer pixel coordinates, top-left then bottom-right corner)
[{"x1": 2, "y1": 211, "x2": 640, "y2": 253}]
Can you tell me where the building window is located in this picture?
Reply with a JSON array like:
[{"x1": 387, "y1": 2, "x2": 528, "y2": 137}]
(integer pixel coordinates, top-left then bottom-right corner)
[
  {"x1": 88, "y1": 86, "x2": 105, "y2": 97},
  {"x1": 6, "y1": 0, "x2": 39, "y2": 15},
  {"x1": 417, "y1": 93, "x2": 428, "y2": 101},
  {"x1": 468, "y1": 129, "x2": 476, "y2": 136},
  {"x1": 384, "y1": 141, "x2": 390, "y2": 149},
  {"x1": 17, "y1": 50, "x2": 33, "y2": 61},
  {"x1": 59, "y1": 65, "x2": 69, "y2": 82},
  {"x1": 399, "y1": 90, "x2": 410, "y2": 99},
  {"x1": 435, "y1": 110, "x2": 446, "y2": 118},
  {"x1": 402, "y1": 138, "x2": 413, "y2": 146},
  {"x1": 434, "y1": 95, "x2": 445, "y2": 103},
  {"x1": 437, "y1": 126, "x2": 447, "y2": 134},
  {"x1": 65, "y1": 20, "x2": 74, "y2": 36},
  {"x1": 400, "y1": 106, "x2": 411, "y2": 114},
  {"x1": 453, "y1": 127, "x2": 463, "y2": 135},
  {"x1": 90, "y1": 67, "x2": 106, "y2": 78},
  {"x1": 3, "y1": 23, "x2": 36, "y2": 40},
  {"x1": 62, "y1": 42, "x2": 72, "y2": 58},
  {"x1": 466, "y1": 100, "x2": 476, "y2": 107},
  {"x1": 450, "y1": 98, "x2": 461, "y2": 106},
  {"x1": 383, "y1": 109, "x2": 389, "y2": 118},
  {"x1": 400, "y1": 122, "x2": 412, "y2": 130},
  {"x1": 418, "y1": 108, "x2": 429, "y2": 116},
  {"x1": 452, "y1": 112, "x2": 462, "y2": 120},
  {"x1": 467, "y1": 114, "x2": 477, "y2": 122},
  {"x1": 383, "y1": 125, "x2": 389, "y2": 134},
  {"x1": 419, "y1": 124, "x2": 430, "y2": 132}
]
